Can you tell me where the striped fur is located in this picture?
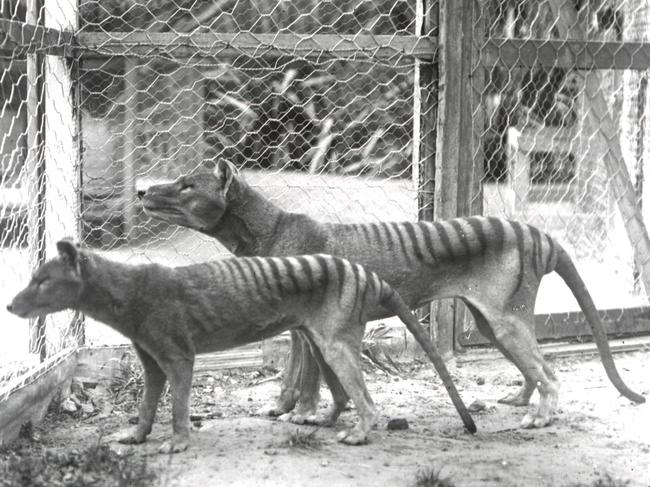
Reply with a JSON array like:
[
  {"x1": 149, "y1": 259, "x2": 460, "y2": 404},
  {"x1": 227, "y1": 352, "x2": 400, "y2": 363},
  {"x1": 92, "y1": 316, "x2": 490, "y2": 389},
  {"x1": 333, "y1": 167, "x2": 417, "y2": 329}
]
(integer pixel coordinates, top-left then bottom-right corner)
[
  {"x1": 8, "y1": 242, "x2": 475, "y2": 453},
  {"x1": 140, "y1": 160, "x2": 645, "y2": 429}
]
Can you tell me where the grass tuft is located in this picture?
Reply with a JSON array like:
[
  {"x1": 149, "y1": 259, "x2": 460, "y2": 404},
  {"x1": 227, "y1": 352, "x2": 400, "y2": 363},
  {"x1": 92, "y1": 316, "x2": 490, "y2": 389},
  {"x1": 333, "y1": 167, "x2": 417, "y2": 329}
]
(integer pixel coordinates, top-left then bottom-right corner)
[
  {"x1": 413, "y1": 466, "x2": 456, "y2": 487},
  {"x1": 281, "y1": 428, "x2": 323, "y2": 451}
]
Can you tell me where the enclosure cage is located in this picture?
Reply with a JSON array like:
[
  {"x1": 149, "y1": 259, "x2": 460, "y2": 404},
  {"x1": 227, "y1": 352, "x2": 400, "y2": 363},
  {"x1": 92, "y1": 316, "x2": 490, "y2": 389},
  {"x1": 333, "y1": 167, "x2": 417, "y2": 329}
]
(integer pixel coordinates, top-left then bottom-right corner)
[{"x1": 1, "y1": 0, "x2": 650, "y2": 440}]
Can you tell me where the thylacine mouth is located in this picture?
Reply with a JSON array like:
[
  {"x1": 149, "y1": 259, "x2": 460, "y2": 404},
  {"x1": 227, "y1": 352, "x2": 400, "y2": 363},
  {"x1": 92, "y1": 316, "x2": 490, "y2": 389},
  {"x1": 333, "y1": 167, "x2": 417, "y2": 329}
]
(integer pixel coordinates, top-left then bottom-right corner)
[{"x1": 142, "y1": 204, "x2": 184, "y2": 216}]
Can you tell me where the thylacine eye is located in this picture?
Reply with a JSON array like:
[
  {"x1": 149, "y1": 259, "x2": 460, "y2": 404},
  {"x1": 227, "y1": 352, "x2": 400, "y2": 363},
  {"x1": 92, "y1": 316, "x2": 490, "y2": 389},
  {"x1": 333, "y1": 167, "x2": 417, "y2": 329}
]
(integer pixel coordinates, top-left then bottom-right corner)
[{"x1": 180, "y1": 183, "x2": 194, "y2": 193}]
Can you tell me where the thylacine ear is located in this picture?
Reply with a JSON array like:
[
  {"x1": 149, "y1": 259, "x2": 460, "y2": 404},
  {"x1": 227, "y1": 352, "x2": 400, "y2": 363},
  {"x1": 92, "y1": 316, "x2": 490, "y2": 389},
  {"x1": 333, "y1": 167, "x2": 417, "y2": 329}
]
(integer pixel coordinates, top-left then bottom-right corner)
[
  {"x1": 56, "y1": 239, "x2": 79, "y2": 268},
  {"x1": 213, "y1": 158, "x2": 238, "y2": 195}
]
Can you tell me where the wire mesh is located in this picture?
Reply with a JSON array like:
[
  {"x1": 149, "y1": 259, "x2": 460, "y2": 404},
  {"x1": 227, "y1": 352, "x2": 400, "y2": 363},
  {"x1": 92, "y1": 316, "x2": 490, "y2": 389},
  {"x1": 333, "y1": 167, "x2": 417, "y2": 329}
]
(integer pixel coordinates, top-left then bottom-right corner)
[
  {"x1": 471, "y1": 0, "x2": 650, "y2": 327},
  {"x1": 0, "y1": 0, "x2": 81, "y2": 388},
  {"x1": 75, "y1": 1, "x2": 428, "y2": 346},
  {"x1": 2, "y1": 0, "x2": 649, "y2": 376}
]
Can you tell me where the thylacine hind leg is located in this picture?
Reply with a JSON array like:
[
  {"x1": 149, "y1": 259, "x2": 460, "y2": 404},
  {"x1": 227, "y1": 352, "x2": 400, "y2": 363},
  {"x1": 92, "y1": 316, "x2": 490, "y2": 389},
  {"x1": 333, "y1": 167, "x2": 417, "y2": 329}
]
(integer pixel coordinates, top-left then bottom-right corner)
[
  {"x1": 301, "y1": 341, "x2": 350, "y2": 427},
  {"x1": 280, "y1": 335, "x2": 348, "y2": 425},
  {"x1": 266, "y1": 330, "x2": 321, "y2": 418},
  {"x1": 495, "y1": 315, "x2": 559, "y2": 428},
  {"x1": 303, "y1": 323, "x2": 377, "y2": 445},
  {"x1": 467, "y1": 296, "x2": 559, "y2": 428},
  {"x1": 466, "y1": 303, "x2": 536, "y2": 406}
]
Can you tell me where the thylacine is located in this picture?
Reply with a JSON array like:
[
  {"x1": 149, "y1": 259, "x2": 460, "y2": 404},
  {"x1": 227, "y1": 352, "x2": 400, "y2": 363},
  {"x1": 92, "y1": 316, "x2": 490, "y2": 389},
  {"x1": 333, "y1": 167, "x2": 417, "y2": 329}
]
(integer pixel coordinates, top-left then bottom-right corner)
[
  {"x1": 8, "y1": 241, "x2": 475, "y2": 453},
  {"x1": 139, "y1": 159, "x2": 645, "y2": 429}
]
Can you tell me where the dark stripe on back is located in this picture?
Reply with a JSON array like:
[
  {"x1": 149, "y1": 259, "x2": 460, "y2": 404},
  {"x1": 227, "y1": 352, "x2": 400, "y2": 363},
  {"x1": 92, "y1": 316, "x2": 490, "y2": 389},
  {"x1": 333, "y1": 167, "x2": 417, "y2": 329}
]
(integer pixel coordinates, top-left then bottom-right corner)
[
  {"x1": 350, "y1": 261, "x2": 361, "y2": 304},
  {"x1": 358, "y1": 224, "x2": 372, "y2": 245},
  {"x1": 545, "y1": 233, "x2": 556, "y2": 272},
  {"x1": 370, "y1": 223, "x2": 390, "y2": 250},
  {"x1": 510, "y1": 221, "x2": 526, "y2": 293},
  {"x1": 487, "y1": 217, "x2": 505, "y2": 249},
  {"x1": 230, "y1": 258, "x2": 250, "y2": 286},
  {"x1": 283, "y1": 258, "x2": 301, "y2": 292},
  {"x1": 220, "y1": 259, "x2": 237, "y2": 285},
  {"x1": 390, "y1": 222, "x2": 414, "y2": 264},
  {"x1": 252, "y1": 257, "x2": 274, "y2": 294},
  {"x1": 333, "y1": 257, "x2": 347, "y2": 300},
  {"x1": 296, "y1": 256, "x2": 314, "y2": 289},
  {"x1": 466, "y1": 217, "x2": 488, "y2": 255},
  {"x1": 267, "y1": 258, "x2": 284, "y2": 292},
  {"x1": 313, "y1": 255, "x2": 331, "y2": 289},
  {"x1": 434, "y1": 222, "x2": 455, "y2": 259},
  {"x1": 379, "y1": 222, "x2": 396, "y2": 251},
  {"x1": 449, "y1": 219, "x2": 471, "y2": 257},
  {"x1": 240, "y1": 258, "x2": 265, "y2": 294},
  {"x1": 418, "y1": 222, "x2": 437, "y2": 262},
  {"x1": 403, "y1": 223, "x2": 424, "y2": 262},
  {"x1": 528, "y1": 225, "x2": 544, "y2": 276}
]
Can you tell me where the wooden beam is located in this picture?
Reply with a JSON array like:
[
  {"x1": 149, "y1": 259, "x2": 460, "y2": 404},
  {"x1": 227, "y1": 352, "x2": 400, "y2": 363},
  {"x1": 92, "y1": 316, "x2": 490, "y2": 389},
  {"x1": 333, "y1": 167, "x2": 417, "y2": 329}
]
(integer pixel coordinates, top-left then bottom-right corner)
[
  {"x1": 0, "y1": 18, "x2": 74, "y2": 56},
  {"x1": 459, "y1": 306, "x2": 650, "y2": 346},
  {"x1": 77, "y1": 32, "x2": 436, "y2": 60},
  {"x1": 431, "y1": 0, "x2": 467, "y2": 359},
  {"x1": 482, "y1": 38, "x2": 650, "y2": 70}
]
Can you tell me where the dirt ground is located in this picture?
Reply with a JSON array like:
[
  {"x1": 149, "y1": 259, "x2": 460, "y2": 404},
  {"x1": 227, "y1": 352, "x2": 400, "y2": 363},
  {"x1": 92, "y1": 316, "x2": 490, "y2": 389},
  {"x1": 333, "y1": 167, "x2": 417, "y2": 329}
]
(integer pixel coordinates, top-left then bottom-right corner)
[{"x1": 6, "y1": 349, "x2": 650, "y2": 487}]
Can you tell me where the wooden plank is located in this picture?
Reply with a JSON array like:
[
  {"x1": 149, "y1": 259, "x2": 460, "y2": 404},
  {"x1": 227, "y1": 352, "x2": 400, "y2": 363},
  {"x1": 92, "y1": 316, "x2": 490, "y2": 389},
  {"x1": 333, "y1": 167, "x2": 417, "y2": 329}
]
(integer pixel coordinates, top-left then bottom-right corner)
[
  {"x1": 77, "y1": 32, "x2": 436, "y2": 60},
  {"x1": 457, "y1": 336, "x2": 650, "y2": 363},
  {"x1": 482, "y1": 38, "x2": 650, "y2": 70},
  {"x1": 459, "y1": 306, "x2": 650, "y2": 346},
  {"x1": 0, "y1": 350, "x2": 77, "y2": 446},
  {"x1": 74, "y1": 344, "x2": 264, "y2": 383},
  {"x1": 0, "y1": 18, "x2": 74, "y2": 56}
]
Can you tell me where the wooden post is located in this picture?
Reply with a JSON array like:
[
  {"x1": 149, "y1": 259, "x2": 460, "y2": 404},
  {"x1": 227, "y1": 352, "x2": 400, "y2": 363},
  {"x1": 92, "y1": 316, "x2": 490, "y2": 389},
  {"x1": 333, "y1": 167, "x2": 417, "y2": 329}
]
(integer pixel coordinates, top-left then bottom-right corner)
[
  {"x1": 121, "y1": 58, "x2": 138, "y2": 242},
  {"x1": 43, "y1": 0, "x2": 82, "y2": 347},
  {"x1": 430, "y1": 0, "x2": 477, "y2": 357},
  {"x1": 25, "y1": 0, "x2": 46, "y2": 359},
  {"x1": 415, "y1": 0, "x2": 446, "y2": 353}
]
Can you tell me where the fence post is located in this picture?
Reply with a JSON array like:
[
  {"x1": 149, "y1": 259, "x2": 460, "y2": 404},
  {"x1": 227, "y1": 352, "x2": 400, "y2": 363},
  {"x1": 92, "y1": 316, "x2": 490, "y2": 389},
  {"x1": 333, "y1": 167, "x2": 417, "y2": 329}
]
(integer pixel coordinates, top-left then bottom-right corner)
[
  {"x1": 430, "y1": 0, "x2": 477, "y2": 358},
  {"x1": 25, "y1": 0, "x2": 46, "y2": 359},
  {"x1": 43, "y1": 0, "x2": 82, "y2": 347}
]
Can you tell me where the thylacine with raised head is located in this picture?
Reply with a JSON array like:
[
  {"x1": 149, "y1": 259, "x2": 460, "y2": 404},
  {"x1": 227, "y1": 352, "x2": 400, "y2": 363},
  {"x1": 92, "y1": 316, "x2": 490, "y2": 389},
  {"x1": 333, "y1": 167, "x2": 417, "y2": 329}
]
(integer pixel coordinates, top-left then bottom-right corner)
[
  {"x1": 139, "y1": 159, "x2": 645, "y2": 429},
  {"x1": 7, "y1": 241, "x2": 475, "y2": 453}
]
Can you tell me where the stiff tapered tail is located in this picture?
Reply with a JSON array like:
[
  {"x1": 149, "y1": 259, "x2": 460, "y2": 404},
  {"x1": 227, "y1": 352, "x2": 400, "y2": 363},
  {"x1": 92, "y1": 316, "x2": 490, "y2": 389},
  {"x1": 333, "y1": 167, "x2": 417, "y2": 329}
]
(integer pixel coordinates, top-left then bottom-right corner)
[
  {"x1": 380, "y1": 285, "x2": 477, "y2": 433},
  {"x1": 554, "y1": 248, "x2": 645, "y2": 403}
]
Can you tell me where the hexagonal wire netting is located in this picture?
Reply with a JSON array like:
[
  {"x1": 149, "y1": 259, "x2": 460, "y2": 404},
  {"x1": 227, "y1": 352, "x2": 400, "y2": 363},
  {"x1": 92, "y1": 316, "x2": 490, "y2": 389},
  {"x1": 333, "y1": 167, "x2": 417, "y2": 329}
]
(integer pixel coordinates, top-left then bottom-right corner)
[
  {"x1": 75, "y1": 0, "x2": 429, "y2": 348},
  {"x1": 463, "y1": 0, "x2": 650, "y2": 343},
  {"x1": 1, "y1": 0, "x2": 650, "y2": 386}
]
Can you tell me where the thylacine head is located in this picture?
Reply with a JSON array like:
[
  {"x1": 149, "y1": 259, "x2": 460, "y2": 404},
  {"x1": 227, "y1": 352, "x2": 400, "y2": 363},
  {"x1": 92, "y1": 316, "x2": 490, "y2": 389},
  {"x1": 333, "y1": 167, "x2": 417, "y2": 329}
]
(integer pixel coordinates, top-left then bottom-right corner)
[
  {"x1": 8, "y1": 240, "x2": 84, "y2": 319},
  {"x1": 138, "y1": 158, "x2": 239, "y2": 232}
]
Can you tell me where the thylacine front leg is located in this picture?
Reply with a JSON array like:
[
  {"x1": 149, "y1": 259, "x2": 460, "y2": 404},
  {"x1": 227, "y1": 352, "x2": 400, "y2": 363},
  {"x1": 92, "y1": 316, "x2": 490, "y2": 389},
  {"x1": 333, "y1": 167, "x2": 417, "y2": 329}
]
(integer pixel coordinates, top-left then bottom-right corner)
[
  {"x1": 156, "y1": 356, "x2": 194, "y2": 453},
  {"x1": 118, "y1": 344, "x2": 166, "y2": 445}
]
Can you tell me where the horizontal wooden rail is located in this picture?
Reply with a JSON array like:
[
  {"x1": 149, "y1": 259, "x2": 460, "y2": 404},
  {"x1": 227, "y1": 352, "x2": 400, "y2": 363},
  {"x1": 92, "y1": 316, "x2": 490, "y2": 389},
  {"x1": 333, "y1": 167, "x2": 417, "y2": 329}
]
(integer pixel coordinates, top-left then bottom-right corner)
[
  {"x1": 482, "y1": 38, "x2": 650, "y2": 70},
  {"x1": 76, "y1": 31, "x2": 436, "y2": 60},
  {"x1": 0, "y1": 18, "x2": 74, "y2": 55}
]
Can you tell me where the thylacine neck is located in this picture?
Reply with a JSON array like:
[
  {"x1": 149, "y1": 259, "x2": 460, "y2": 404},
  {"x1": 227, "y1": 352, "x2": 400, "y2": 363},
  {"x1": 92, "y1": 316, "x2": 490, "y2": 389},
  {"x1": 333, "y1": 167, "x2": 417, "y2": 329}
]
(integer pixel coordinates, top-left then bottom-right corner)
[
  {"x1": 204, "y1": 177, "x2": 290, "y2": 256},
  {"x1": 75, "y1": 252, "x2": 151, "y2": 337}
]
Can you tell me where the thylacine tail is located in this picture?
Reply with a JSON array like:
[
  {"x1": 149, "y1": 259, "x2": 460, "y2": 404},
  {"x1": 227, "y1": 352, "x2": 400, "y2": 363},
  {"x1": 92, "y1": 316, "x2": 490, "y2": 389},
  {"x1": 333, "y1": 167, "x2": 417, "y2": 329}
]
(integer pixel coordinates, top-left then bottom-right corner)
[
  {"x1": 376, "y1": 279, "x2": 478, "y2": 433},
  {"x1": 552, "y1": 244, "x2": 645, "y2": 404}
]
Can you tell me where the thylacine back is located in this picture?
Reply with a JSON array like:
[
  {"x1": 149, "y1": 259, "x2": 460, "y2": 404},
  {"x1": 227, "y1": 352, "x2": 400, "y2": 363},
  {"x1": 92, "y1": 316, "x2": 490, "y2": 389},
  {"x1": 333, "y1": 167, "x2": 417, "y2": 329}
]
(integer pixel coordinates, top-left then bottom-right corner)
[
  {"x1": 8, "y1": 242, "x2": 475, "y2": 453},
  {"x1": 140, "y1": 160, "x2": 645, "y2": 429}
]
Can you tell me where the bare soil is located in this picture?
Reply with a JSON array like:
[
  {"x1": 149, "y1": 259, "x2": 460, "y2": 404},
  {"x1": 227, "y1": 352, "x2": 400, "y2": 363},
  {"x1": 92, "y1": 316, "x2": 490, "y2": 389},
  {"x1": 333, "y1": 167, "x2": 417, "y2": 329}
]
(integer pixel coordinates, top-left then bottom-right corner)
[{"x1": 5, "y1": 349, "x2": 649, "y2": 487}]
